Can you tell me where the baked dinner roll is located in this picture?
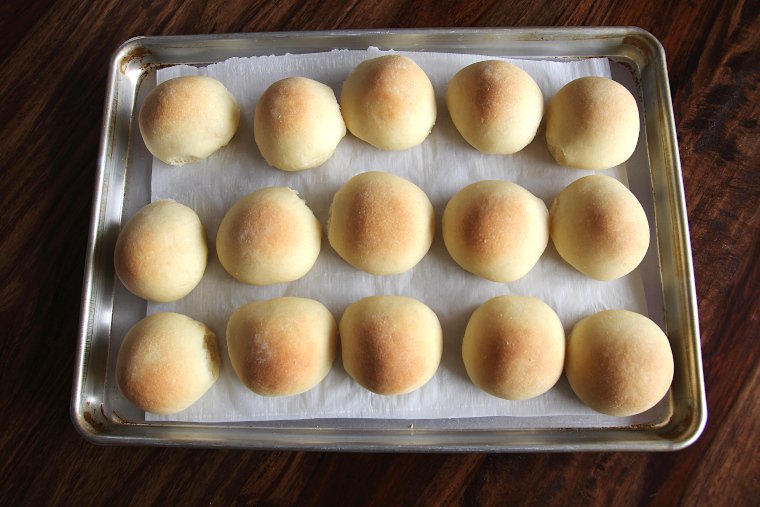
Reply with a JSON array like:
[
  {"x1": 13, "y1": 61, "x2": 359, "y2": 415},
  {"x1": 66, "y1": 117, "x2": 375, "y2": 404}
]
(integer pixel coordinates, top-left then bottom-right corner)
[
  {"x1": 446, "y1": 60, "x2": 544, "y2": 154},
  {"x1": 340, "y1": 296, "x2": 442, "y2": 395},
  {"x1": 462, "y1": 295, "x2": 565, "y2": 400},
  {"x1": 226, "y1": 297, "x2": 337, "y2": 396},
  {"x1": 549, "y1": 175, "x2": 649, "y2": 281},
  {"x1": 442, "y1": 180, "x2": 549, "y2": 282},
  {"x1": 565, "y1": 309, "x2": 674, "y2": 416},
  {"x1": 116, "y1": 312, "x2": 220, "y2": 414},
  {"x1": 340, "y1": 55, "x2": 437, "y2": 150},
  {"x1": 216, "y1": 187, "x2": 321, "y2": 285},
  {"x1": 114, "y1": 199, "x2": 207, "y2": 302},
  {"x1": 254, "y1": 77, "x2": 346, "y2": 171},
  {"x1": 545, "y1": 76, "x2": 639, "y2": 170},
  {"x1": 328, "y1": 171, "x2": 435, "y2": 275},
  {"x1": 139, "y1": 75, "x2": 240, "y2": 165}
]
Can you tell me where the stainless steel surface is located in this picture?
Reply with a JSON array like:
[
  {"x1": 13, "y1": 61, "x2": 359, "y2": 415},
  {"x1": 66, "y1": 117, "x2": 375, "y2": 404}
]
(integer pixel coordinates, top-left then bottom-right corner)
[{"x1": 71, "y1": 28, "x2": 706, "y2": 451}]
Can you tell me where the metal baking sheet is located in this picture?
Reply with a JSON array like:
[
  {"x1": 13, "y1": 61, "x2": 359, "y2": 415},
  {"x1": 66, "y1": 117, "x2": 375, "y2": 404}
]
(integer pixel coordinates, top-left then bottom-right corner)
[{"x1": 72, "y1": 28, "x2": 706, "y2": 451}]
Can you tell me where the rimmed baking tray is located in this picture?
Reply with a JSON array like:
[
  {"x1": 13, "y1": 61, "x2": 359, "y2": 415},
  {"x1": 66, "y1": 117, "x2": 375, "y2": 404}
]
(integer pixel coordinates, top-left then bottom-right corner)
[{"x1": 72, "y1": 28, "x2": 706, "y2": 451}]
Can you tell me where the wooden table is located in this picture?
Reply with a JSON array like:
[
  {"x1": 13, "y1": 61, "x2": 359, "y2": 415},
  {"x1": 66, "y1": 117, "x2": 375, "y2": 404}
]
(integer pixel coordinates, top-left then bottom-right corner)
[{"x1": 1, "y1": 0, "x2": 758, "y2": 504}]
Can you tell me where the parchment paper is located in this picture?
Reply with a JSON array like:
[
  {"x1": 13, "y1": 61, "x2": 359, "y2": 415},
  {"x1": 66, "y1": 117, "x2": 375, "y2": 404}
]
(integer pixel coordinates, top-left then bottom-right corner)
[{"x1": 142, "y1": 48, "x2": 665, "y2": 424}]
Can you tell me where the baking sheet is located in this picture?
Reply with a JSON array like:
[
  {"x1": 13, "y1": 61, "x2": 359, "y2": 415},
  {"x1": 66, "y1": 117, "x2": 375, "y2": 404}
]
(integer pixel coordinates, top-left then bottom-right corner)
[{"x1": 104, "y1": 47, "x2": 666, "y2": 424}]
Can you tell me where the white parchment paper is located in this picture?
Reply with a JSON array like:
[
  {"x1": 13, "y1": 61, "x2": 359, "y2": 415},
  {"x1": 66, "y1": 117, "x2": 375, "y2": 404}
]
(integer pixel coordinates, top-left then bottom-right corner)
[{"x1": 142, "y1": 48, "x2": 664, "y2": 424}]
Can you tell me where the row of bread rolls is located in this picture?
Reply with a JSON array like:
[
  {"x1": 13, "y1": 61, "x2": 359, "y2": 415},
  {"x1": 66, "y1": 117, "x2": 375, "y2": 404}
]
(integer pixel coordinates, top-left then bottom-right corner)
[
  {"x1": 138, "y1": 56, "x2": 640, "y2": 171},
  {"x1": 116, "y1": 296, "x2": 673, "y2": 418},
  {"x1": 114, "y1": 172, "x2": 649, "y2": 304},
  {"x1": 446, "y1": 173, "x2": 651, "y2": 283}
]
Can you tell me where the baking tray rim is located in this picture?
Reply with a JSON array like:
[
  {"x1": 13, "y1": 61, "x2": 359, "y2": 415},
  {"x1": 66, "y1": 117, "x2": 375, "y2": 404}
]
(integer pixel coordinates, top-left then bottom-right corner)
[{"x1": 72, "y1": 27, "x2": 706, "y2": 452}]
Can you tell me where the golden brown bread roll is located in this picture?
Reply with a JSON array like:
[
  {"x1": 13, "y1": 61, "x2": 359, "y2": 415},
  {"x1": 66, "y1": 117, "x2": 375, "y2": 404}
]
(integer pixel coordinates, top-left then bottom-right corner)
[
  {"x1": 114, "y1": 199, "x2": 207, "y2": 303},
  {"x1": 340, "y1": 55, "x2": 437, "y2": 150},
  {"x1": 462, "y1": 295, "x2": 565, "y2": 400},
  {"x1": 545, "y1": 76, "x2": 639, "y2": 170},
  {"x1": 254, "y1": 77, "x2": 346, "y2": 171},
  {"x1": 442, "y1": 180, "x2": 549, "y2": 282},
  {"x1": 565, "y1": 309, "x2": 674, "y2": 416},
  {"x1": 446, "y1": 60, "x2": 544, "y2": 154},
  {"x1": 139, "y1": 76, "x2": 240, "y2": 165},
  {"x1": 116, "y1": 312, "x2": 220, "y2": 414},
  {"x1": 216, "y1": 187, "x2": 322, "y2": 285},
  {"x1": 549, "y1": 174, "x2": 649, "y2": 281},
  {"x1": 340, "y1": 296, "x2": 442, "y2": 395},
  {"x1": 327, "y1": 171, "x2": 435, "y2": 275},
  {"x1": 226, "y1": 297, "x2": 337, "y2": 396}
]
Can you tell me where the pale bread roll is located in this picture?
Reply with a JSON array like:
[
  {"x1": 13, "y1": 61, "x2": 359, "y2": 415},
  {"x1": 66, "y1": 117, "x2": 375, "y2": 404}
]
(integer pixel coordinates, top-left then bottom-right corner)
[
  {"x1": 462, "y1": 296, "x2": 565, "y2": 400},
  {"x1": 114, "y1": 199, "x2": 207, "y2": 303},
  {"x1": 340, "y1": 55, "x2": 436, "y2": 150},
  {"x1": 328, "y1": 171, "x2": 434, "y2": 275},
  {"x1": 216, "y1": 187, "x2": 321, "y2": 285},
  {"x1": 442, "y1": 180, "x2": 549, "y2": 282},
  {"x1": 116, "y1": 312, "x2": 220, "y2": 414},
  {"x1": 565, "y1": 309, "x2": 674, "y2": 416},
  {"x1": 446, "y1": 60, "x2": 544, "y2": 154},
  {"x1": 549, "y1": 175, "x2": 649, "y2": 281},
  {"x1": 340, "y1": 296, "x2": 442, "y2": 395},
  {"x1": 254, "y1": 77, "x2": 346, "y2": 171},
  {"x1": 226, "y1": 297, "x2": 337, "y2": 396},
  {"x1": 138, "y1": 76, "x2": 240, "y2": 165},
  {"x1": 545, "y1": 76, "x2": 639, "y2": 170}
]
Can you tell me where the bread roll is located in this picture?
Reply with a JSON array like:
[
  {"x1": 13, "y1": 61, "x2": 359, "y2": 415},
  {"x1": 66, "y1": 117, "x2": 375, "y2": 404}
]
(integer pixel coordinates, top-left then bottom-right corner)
[
  {"x1": 226, "y1": 297, "x2": 337, "y2": 396},
  {"x1": 254, "y1": 77, "x2": 346, "y2": 171},
  {"x1": 446, "y1": 60, "x2": 544, "y2": 154},
  {"x1": 549, "y1": 175, "x2": 649, "y2": 281},
  {"x1": 328, "y1": 171, "x2": 435, "y2": 275},
  {"x1": 462, "y1": 296, "x2": 565, "y2": 400},
  {"x1": 565, "y1": 309, "x2": 674, "y2": 416},
  {"x1": 340, "y1": 296, "x2": 442, "y2": 395},
  {"x1": 340, "y1": 55, "x2": 436, "y2": 150},
  {"x1": 139, "y1": 76, "x2": 240, "y2": 165},
  {"x1": 114, "y1": 199, "x2": 207, "y2": 302},
  {"x1": 216, "y1": 187, "x2": 321, "y2": 285},
  {"x1": 545, "y1": 76, "x2": 639, "y2": 170},
  {"x1": 442, "y1": 180, "x2": 549, "y2": 282},
  {"x1": 116, "y1": 312, "x2": 220, "y2": 414}
]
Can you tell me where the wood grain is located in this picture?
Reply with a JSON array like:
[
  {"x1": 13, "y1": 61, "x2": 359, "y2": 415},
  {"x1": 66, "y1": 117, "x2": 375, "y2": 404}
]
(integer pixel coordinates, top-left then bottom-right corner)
[{"x1": 0, "y1": 0, "x2": 758, "y2": 505}]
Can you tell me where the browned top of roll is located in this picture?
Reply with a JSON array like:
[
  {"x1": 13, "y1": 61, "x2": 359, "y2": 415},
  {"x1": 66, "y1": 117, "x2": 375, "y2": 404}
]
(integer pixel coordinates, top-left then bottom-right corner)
[{"x1": 328, "y1": 172, "x2": 434, "y2": 275}]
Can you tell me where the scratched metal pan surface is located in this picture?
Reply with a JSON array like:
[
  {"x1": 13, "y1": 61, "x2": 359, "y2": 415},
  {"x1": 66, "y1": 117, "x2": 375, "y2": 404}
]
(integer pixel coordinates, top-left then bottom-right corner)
[{"x1": 72, "y1": 28, "x2": 706, "y2": 451}]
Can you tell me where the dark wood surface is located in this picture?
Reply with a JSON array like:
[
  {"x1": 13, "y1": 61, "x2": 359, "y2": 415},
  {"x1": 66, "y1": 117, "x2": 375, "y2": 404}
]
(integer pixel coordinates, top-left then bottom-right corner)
[{"x1": 1, "y1": 0, "x2": 758, "y2": 504}]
